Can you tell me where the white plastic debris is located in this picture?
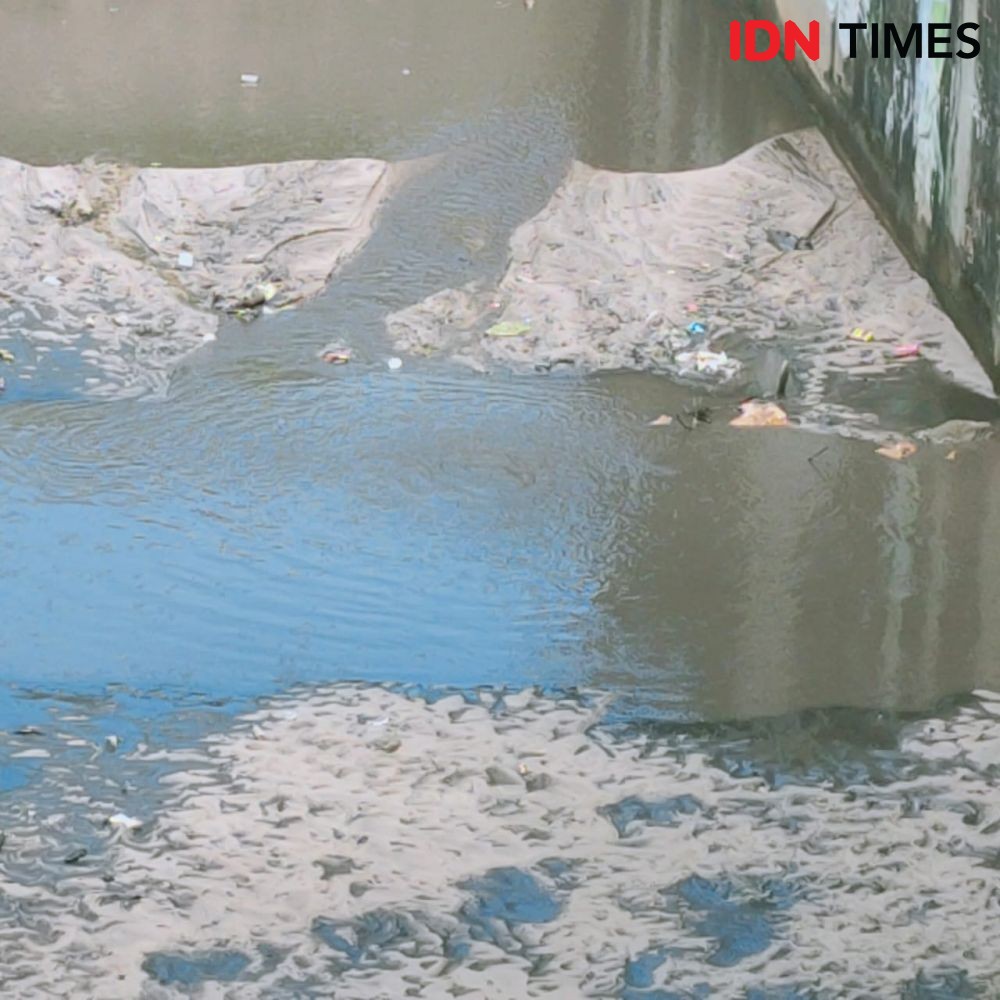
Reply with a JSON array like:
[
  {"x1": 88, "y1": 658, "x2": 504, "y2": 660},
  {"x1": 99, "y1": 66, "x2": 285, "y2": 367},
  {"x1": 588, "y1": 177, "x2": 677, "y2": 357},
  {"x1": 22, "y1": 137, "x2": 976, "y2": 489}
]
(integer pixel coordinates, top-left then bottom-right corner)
[
  {"x1": 674, "y1": 348, "x2": 741, "y2": 380},
  {"x1": 42, "y1": 275, "x2": 62, "y2": 287},
  {"x1": 240, "y1": 73, "x2": 260, "y2": 87},
  {"x1": 387, "y1": 357, "x2": 403, "y2": 371},
  {"x1": 107, "y1": 812, "x2": 142, "y2": 832},
  {"x1": 104, "y1": 734, "x2": 120, "y2": 752},
  {"x1": 176, "y1": 251, "x2": 194, "y2": 269}
]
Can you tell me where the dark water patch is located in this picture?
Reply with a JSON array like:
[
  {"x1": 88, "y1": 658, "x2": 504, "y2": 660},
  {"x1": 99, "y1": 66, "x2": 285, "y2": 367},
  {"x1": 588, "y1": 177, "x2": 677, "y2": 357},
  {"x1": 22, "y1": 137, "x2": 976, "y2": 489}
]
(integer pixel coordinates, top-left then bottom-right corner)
[
  {"x1": 624, "y1": 947, "x2": 671, "y2": 989},
  {"x1": 459, "y1": 866, "x2": 562, "y2": 926},
  {"x1": 142, "y1": 949, "x2": 250, "y2": 987},
  {"x1": 825, "y1": 367, "x2": 1000, "y2": 434},
  {"x1": 600, "y1": 794, "x2": 705, "y2": 838},
  {"x1": 663, "y1": 874, "x2": 802, "y2": 968},
  {"x1": 900, "y1": 968, "x2": 980, "y2": 999},
  {"x1": 312, "y1": 909, "x2": 428, "y2": 969},
  {"x1": 612, "y1": 696, "x2": 986, "y2": 791}
]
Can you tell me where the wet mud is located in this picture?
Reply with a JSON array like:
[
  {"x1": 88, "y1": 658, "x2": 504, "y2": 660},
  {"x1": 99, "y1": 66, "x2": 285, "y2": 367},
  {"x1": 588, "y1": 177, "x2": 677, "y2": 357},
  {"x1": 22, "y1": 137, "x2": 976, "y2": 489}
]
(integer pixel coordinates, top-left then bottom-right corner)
[
  {"x1": 2, "y1": 686, "x2": 999, "y2": 998},
  {"x1": 385, "y1": 129, "x2": 994, "y2": 438},
  {"x1": 0, "y1": 156, "x2": 405, "y2": 397}
]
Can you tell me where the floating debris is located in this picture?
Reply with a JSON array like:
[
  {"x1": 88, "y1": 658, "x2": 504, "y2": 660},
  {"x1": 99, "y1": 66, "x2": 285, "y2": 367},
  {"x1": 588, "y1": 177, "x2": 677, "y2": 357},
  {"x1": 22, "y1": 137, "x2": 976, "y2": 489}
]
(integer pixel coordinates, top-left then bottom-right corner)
[
  {"x1": 107, "y1": 813, "x2": 143, "y2": 832},
  {"x1": 849, "y1": 327, "x2": 874, "y2": 342},
  {"x1": 876, "y1": 440, "x2": 918, "y2": 461},
  {"x1": 893, "y1": 343, "x2": 922, "y2": 359},
  {"x1": 648, "y1": 414, "x2": 673, "y2": 427},
  {"x1": 386, "y1": 357, "x2": 403, "y2": 371},
  {"x1": 486, "y1": 321, "x2": 531, "y2": 338},
  {"x1": 63, "y1": 848, "x2": 88, "y2": 865},
  {"x1": 0, "y1": 348, "x2": 14, "y2": 363},
  {"x1": 321, "y1": 348, "x2": 352, "y2": 365},
  {"x1": 729, "y1": 400, "x2": 789, "y2": 428},
  {"x1": 176, "y1": 251, "x2": 194, "y2": 270},
  {"x1": 675, "y1": 349, "x2": 741, "y2": 379},
  {"x1": 240, "y1": 73, "x2": 260, "y2": 87}
]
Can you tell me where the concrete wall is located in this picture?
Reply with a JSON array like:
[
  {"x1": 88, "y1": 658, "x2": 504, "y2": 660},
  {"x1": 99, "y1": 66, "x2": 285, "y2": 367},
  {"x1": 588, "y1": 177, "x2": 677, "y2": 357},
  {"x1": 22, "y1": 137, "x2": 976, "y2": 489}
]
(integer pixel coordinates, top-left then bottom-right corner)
[{"x1": 762, "y1": 0, "x2": 1000, "y2": 380}]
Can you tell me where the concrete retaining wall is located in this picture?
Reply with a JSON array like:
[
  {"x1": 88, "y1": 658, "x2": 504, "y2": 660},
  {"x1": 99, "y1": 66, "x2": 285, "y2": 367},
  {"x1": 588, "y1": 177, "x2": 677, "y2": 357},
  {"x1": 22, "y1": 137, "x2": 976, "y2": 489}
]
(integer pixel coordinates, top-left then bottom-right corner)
[{"x1": 761, "y1": 0, "x2": 1000, "y2": 381}]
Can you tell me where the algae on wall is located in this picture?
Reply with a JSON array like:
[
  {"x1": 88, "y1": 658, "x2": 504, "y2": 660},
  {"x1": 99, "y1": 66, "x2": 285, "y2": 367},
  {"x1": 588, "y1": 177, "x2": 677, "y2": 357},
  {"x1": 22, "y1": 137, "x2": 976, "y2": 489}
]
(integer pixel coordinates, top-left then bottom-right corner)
[{"x1": 764, "y1": 0, "x2": 1000, "y2": 377}]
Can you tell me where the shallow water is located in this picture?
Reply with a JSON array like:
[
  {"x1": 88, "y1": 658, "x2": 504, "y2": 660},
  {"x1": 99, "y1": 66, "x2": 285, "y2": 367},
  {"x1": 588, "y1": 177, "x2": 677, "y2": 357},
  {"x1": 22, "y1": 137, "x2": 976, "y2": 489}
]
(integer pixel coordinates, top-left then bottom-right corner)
[
  {"x1": 2, "y1": 2, "x2": 1000, "y2": 993},
  {"x1": 2, "y1": 0, "x2": 1000, "y2": 718}
]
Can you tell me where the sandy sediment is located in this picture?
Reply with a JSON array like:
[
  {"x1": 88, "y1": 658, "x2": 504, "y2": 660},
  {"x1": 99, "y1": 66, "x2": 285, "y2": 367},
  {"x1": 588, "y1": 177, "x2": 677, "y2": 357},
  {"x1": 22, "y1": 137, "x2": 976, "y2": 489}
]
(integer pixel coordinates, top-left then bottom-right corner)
[
  {"x1": 386, "y1": 129, "x2": 994, "y2": 431},
  {"x1": 0, "y1": 156, "x2": 403, "y2": 397},
  {"x1": 3, "y1": 685, "x2": 999, "y2": 997}
]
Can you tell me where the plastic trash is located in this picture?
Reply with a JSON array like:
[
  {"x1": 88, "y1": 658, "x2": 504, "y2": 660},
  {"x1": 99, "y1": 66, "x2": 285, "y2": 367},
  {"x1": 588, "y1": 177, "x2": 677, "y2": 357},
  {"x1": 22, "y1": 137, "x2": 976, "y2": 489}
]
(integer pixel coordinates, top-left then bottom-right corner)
[
  {"x1": 648, "y1": 414, "x2": 673, "y2": 427},
  {"x1": 107, "y1": 812, "x2": 142, "y2": 832},
  {"x1": 104, "y1": 735, "x2": 120, "y2": 752},
  {"x1": 240, "y1": 73, "x2": 260, "y2": 87},
  {"x1": 893, "y1": 343, "x2": 921, "y2": 358},
  {"x1": 486, "y1": 321, "x2": 530, "y2": 338},
  {"x1": 675, "y1": 349, "x2": 741, "y2": 380},
  {"x1": 849, "y1": 327, "x2": 874, "y2": 342},
  {"x1": 176, "y1": 251, "x2": 194, "y2": 269},
  {"x1": 686, "y1": 322, "x2": 706, "y2": 335},
  {"x1": 42, "y1": 275, "x2": 62, "y2": 287},
  {"x1": 321, "y1": 348, "x2": 352, "y2": 365},
  {"x1": 915, "y1": 419, "x2": 992, "y2": 446},
  {"x1": 729, "y1": 400, "x2": 789, "y2": 428},
  {"x1": 0, "y1": 349, "x2": 14, "y2": 363},
  {"x1": 386, "y1": 357, "x2": 403, "y2": 370},
  {"x1": 876, "y1": 440, "x2": 917, "y2": 461}
]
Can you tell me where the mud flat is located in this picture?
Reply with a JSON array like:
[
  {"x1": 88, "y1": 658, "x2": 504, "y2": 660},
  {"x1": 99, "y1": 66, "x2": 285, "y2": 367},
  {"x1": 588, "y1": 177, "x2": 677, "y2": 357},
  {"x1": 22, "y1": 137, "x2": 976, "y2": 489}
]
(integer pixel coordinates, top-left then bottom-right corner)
[
  {"x1": 2, "y1": 685, "x2": 999, "y2": 997},
  {"x1": 386, "y1": 129, "x2": 994, "y2": 434},
  {"x1": 0, "y1": 157, "x2": 407, "y2": 397}
]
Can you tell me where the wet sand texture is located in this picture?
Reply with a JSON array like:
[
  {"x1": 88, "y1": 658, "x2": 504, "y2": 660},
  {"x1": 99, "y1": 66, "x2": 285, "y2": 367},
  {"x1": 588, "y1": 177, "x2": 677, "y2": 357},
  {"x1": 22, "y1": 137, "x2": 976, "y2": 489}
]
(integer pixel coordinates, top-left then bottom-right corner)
[
  {"x1": 0, "y1": 157, "x2": 399, "y2": 397},
  {"x1": 5, "y1": 686, "x2": 999, "y2": 997},
  {"x1": 386, "y1": 129, "x2": 992, "y2": 426}
]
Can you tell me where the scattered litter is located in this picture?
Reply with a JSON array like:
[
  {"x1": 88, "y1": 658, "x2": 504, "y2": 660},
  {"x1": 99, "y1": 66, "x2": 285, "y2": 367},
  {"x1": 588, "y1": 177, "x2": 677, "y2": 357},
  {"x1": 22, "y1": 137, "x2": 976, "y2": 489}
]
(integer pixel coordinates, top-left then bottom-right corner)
[
  {"x1": 0, "y1": 349, "x2": 13, "y2": 363},
  {"x1": 107, "y1": 812, "x2": 143, "y2": 832},
  {"x1": 386, "y1": 357, "x2": 403, "y2": 371},
  {"x1": 14, "y1": 726, "x2": 43, "y2": 736},
  {"x1": 63, "y1": 848, "x2": 88, "y2": 865},
  {"x1": 321, "y1": 348, "x2": 352, "y2": 365},
  {"x1": 915, "y1": 419, "x2": 992, "y2": 446},
  {"x1": 685, "y1": 302, "x2": 699, "y2": 314},
  {"x1": 176, "y1": 251, "x2": 194, "y2": 270},
  {"x1": 946, "y1": 450, "x2": 958, "y2": 461},
  {"x1": 401, "y1": 67, "x2": 412, "y2": 76},
  {"x1": 686, "y1": 322, "x2": 706, "y2": 335},
  {"x1": 729, "y1": 399, "x2": 789, "y2": 428},
  {"x1": 369, "y1": 717, "x2": 390, "y2": 727},
  {"x1": 893, "y1": 343, "x2": 921, "y2": 358},
  {"x1": 675, "y1": 349, "x2": 741, "y2": 379},
  {"x1": 648, "y1": 414, "x2": 673, "y2": 427},
  {"x1": 876, "y1": 440, "x2": 917, "y2": 461},
  {"x1": 766, "y1": 229, "x2": 810, "y2": 252},
  {"x1": 516, "y1": 762, "x2": 530, "y2": 776},
  {"x1": 486, "y1": 321, "x2": 531, "y2": 338},
  {"x1": 850, "y1": 328, "x2": 874, "y2": 342},
  {"x1": 240, "y1": 73, "x2": 260, "y2": 87},
  {"x1": 104, "y1": 735, "x2": 120, "y2": 752},
  {"x1": 42, "y1": 275, "x2": 62, "y2": 288}
]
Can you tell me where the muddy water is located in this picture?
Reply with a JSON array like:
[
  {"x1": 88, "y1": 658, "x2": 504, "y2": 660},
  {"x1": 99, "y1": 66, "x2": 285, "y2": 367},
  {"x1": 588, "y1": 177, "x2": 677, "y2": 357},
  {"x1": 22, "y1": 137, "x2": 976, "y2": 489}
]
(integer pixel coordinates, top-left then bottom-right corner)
[{"x1": 2, "y1": 1, "x2": 1000, "y2": 995}]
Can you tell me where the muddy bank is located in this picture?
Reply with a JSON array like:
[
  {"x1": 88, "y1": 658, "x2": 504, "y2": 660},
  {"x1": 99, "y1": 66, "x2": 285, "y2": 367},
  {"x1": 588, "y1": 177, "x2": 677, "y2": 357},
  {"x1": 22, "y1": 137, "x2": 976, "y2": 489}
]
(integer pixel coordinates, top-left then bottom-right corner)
[
  {"x1": 3, "y1": 685, "x2": 999, "y2": 997},
  {"x1": 386, "y1": 129, "x2": 994, "y2": 435},
  {"x1": 0, "y1": 157, "x2": 407, "y2": 398}
]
